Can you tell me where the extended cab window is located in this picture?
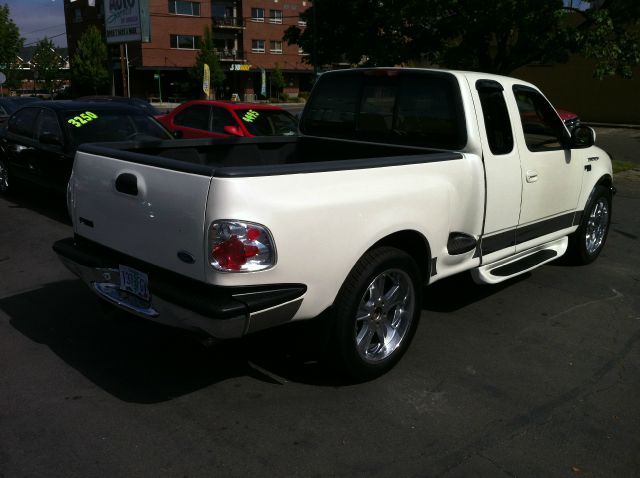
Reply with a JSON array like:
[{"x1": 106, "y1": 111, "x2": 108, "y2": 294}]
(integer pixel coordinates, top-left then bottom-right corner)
[
  {"x1": 302, "y1": 70, "x2": 466, "y2": 150},
  {"x1": 476, "y1": 81, "x2": 513, "y2": 155},
  {"x1": 513, "y1": 86, "x2": 566, "y2": 152}
]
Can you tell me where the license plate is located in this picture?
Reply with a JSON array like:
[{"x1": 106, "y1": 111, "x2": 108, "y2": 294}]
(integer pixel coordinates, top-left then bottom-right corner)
[{"x1": 119, "y1": 265, "x2": 150, "y2": 301}]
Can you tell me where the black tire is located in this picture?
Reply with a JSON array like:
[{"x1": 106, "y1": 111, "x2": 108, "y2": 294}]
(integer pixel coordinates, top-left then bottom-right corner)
[
  {"x1": 330, "y1": 247, "x2": 423, "y2": 381},
  {"x1": 567, "y1": 185, "x2": 612, "y2": 265},
  {"x1": 0, "y1": 157, "x2": 10, "y2": 195}
]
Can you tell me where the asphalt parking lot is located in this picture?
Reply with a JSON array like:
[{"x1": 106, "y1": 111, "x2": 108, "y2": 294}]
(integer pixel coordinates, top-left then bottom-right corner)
[{"x1": 0, "y1": 130, "x2": 639, "y2": 477}]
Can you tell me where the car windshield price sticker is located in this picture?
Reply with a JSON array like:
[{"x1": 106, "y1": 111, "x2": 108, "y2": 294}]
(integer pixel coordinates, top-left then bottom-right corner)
[
  {"x1": 242, "y1": 110, "x2": 260, "y2": 123},
  {"x1": 67, "y1": 111, "x2": 99, "y2": 128},
  {"x1": 119, "y1": 264, "x2": 150, "y2": 301}
]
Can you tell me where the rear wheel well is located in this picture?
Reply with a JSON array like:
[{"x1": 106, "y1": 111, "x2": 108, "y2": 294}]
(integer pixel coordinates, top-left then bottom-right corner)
[
  {"x1": 369, "y1": 231, "x2": 431, "y2": 281},
  {"x1": 597, "y1": 174, "x2": 612, "y2": 190}
]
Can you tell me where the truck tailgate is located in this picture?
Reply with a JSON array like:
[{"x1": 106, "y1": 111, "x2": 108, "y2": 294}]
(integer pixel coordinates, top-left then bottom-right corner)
[{"x1": 70, "y1": 150, "x2": 211, "y2": 281}]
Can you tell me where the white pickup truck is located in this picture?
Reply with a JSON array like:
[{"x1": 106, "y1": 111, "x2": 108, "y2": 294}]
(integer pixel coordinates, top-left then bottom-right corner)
[{"x1": 54, "y1": 68, "x2": 613, "y2": 380}]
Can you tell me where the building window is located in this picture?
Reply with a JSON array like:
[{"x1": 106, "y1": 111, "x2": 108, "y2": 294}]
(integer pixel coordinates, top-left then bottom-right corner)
[
  {"x1": 252, "y1": 39, "x2": 265, "y2": 53},
  {"x1": 270, "y1": 40, "x2": 282, "y2": 54},
  {"x1": 169, "y1": 1, "x2": 201, "y2": 16},
  {"x1": 269, "y1": 9, "x2": 283, "y2": 24},
  {"x1": 170, "y1": 34, "x2": 201, "y2": 49},
  {"x1": 298, "y1": 15, "x2": 306, "y2": 26},
  {"x1": 251, "y1": 8, "x2": 264, "y2": 22}
]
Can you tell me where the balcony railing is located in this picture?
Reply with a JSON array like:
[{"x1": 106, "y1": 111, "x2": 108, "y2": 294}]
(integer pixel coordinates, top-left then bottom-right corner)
[
  {"x1": 214, "y1": 49, "x2": 245, "y2": 61},
  {"x1": 212, "y1": 16, "x2": 244, "y2": 28}
]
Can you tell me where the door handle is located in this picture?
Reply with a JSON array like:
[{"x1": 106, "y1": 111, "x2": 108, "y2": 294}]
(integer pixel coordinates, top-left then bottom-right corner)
[
  {"x1": 526, "y1": 170, "x2": 538, "y2": 183},
  {"x1": 115, "y1": 173, "x2": 138, "y2": 196}
]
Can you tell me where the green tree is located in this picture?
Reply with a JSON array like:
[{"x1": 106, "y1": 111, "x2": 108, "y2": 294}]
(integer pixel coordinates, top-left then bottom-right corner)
[
  {"x1": 575, "y1": 0, "x2": 640, "y2": 78},
  {"x1": 0, "y1": 4, "x2": 24, "y2": 91},
  {"x1": 32, "y1": 37, "x2": 65, "y2": 96},
  {"x1": 72, "y1": 25, "x2": 110, "y2": 95},
  {"x1": 270, "y1": 63, "x2": 285, "y2": 99},
  {"x1": 284, "y1": 0, "x2": 640, "y2": 78},
  {"x1": 191, "y1": 26, "x2": 225, "y2": 99}
]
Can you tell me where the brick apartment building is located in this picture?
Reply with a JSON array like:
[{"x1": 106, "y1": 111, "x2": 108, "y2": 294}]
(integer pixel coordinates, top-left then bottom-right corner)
[{"x1": 64, "y1": 0, "x2": 313, "y2": 101}]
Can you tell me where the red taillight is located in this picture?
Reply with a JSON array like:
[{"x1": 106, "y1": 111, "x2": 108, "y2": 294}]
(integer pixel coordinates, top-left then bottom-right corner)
[
  {"x1": 208, "y1": 221, "x2": 275, "y2": 272},
  {"x1": 212, "y1": 235, "x2": 260, "y2": 271}
]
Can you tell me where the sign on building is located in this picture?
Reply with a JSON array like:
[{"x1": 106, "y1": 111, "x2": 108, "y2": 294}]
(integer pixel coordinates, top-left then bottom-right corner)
[{"x1": 104, "y1": 0, "x2": 150, "y2": 44}]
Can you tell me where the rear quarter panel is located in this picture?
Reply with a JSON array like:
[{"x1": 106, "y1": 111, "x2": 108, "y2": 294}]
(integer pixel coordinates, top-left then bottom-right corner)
[{"x1": 204, "y1": 155, "x2": 485, "y2": 320}]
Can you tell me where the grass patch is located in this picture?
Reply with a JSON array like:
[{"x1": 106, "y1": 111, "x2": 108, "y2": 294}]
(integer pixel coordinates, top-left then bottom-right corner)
[{"x1": 612, "y1": 160, "x2": 637, "y2": 174}]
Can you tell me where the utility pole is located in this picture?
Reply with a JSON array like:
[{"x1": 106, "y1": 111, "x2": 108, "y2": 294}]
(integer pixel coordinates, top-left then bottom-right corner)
[{"x1": 120, "y1": 44, "x2": 128, "y2": 97}]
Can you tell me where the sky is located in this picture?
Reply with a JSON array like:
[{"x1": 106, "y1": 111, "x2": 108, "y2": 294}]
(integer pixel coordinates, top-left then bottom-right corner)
[{"x1": 4, "y1": 0, "x2": 67, "y2": 48}]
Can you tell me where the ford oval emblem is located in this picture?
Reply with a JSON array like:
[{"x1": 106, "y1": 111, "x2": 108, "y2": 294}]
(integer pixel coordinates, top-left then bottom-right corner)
[{"x1": 177, "y1": 251, "x2": 196, "y2": 264}]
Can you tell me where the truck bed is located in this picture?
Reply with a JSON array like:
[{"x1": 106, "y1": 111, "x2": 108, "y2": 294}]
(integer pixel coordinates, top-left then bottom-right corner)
[{"x1": 78, "y1": 136, "x2": 462, "y2": 178}]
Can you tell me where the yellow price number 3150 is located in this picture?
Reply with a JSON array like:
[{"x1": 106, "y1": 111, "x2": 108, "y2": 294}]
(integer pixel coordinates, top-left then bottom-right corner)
[{"x1": 67, "y1": 111, "x2": 99, "y2": 128}]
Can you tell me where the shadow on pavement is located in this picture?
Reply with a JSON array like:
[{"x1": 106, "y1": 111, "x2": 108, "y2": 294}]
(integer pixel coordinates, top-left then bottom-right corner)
[
  {"x1": 1, "y1": 279, "x2": 345, "y2": 402},
  {"x1": 422, "y1": 271, "x2": 527, "y2": 313},
  {"x1": 4, "y1": 183, "x2": 71, "y2": 225},
  {"x1": 2, "y1": 273, "x2": 528, "y2": 402}
]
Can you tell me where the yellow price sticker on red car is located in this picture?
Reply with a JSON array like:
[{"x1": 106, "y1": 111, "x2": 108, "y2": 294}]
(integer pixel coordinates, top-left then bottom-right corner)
[
  {"x1": 67, "y1": 111, "x2": 99, "y2": 128},
  {"x1": 242, "y1": 110, "x2": 260, "y2": 123}
]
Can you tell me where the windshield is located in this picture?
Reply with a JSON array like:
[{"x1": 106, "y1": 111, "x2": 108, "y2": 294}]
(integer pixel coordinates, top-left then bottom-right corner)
[
  {"x1": 236, "y1": 108, "x2": 298, "y2": 136},
  {"x1": 63, "y1": 109, "x2": 172, "y2": 145}
]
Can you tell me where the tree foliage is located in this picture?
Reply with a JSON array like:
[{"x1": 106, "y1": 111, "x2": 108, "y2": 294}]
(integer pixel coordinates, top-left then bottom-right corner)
[
  {"x1": 271, "y1": 63, "x2": 285, "y2": 99},
  {"x1": 284, "y1": 0, "x2": 640, "y2": 78},
  {"x1": 191, "y1": 26, "x2": 225, "y2": 99},
  {"x1": 576, "y1": 0, "x2": 640, "y2": 78},
  {"x1": 72, "y1": 25, "x2": 110, "y2": 95},
  {"x1": 32, "y1": 37, "x2": 65, "y2": 96},
  {"x1": 0, "y1": 4, "x2": 24, "y2": 90}
]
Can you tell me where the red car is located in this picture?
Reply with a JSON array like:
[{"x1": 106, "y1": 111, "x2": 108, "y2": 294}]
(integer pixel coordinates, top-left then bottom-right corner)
[
  {"x1": 156, "y1": 100, "x2": 298, "y2": 139},
  {"x1": 557, "y1": 109, "x2": 580, "y2": 130}
]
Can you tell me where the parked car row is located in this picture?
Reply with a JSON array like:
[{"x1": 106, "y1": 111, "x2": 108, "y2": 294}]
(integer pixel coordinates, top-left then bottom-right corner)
[
  {"x1": 0, "y1": 96, "x2": 301, "y2": 194},
  {"x1": 0, "y1": 101, "x2": 173, "y2": 194}
]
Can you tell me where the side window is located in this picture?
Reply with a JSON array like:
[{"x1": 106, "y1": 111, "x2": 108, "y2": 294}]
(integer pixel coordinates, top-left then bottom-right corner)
[
  {"x1": 211, "y1": 107, "x2": 236, "y2": 133},
  {"x1": 174, "y1": 104, "x2": 210, "y2": 130},
  {"x1": 513, "y1": 86, "x2": 566, "y2": 152},
  {"x1": 476, "y1": 81, "x2": 514, "y2": 155},
  {"x1": 394, "y1": 74, "x2": 467, "y2": 149},
  {"x1": 37, "y1": 109, "x2": 63, "y2": 143},
  {"x1": 8, "y1": 107, "x2": 40, "y2": 138}
]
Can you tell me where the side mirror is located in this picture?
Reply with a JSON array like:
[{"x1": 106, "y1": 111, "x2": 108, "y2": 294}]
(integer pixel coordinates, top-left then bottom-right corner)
[
  {"x1": 172, "y1": 130, "x2": 183, "y2": 139},
  {"x1": 39, "y1": 132, "x2": 63, "y2": 146},
  {"x1": 223, "y1": 125, "x2": 243, "y2": 137},
  {"x1": 570, "y1": 125, "x2": 596, "y2": 149}
]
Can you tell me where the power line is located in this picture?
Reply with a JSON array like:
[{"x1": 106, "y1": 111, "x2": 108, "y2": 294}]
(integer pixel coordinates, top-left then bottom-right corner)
[
  {"x1": 23, "y1": 32, "x2": 67, "y2": 48},
  {"x1": 22, "y1": 24, "x2": 67, "y2": 35}
]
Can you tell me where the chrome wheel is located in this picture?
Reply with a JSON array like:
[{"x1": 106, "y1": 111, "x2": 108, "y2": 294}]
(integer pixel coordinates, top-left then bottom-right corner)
[
  {"x1": 354, "y1": 268, "x2": 415, "y2": 363},
  {"x1": 585, "y1": 198, "x2": 609, "y2": 255}
]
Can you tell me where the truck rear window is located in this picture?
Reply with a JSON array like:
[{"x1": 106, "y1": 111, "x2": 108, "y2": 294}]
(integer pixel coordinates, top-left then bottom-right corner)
[{"x1": 301, "y1": 70, "x2": 467, "y2": 150}]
